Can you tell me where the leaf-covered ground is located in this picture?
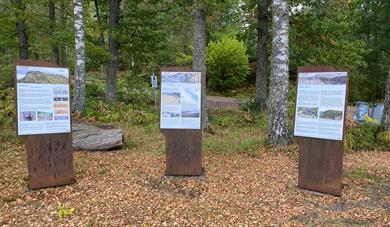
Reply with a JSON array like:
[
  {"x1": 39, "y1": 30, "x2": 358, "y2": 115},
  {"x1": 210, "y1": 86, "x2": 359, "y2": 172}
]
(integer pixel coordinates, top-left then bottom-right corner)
[{"x1": 1, "y1": 137, "x2": 389, "y2": 226}]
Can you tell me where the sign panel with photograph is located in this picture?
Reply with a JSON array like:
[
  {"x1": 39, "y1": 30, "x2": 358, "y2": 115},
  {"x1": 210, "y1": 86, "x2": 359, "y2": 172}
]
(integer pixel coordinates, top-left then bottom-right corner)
[
  {"x1": 294, "y1": 71, "x2": 348, "y2": 141},
  {"x1": 16, "y1": 65, "x2": 71, "y2": 135},
  {"x1": 160, "y1": 71, "x2": 201, "y2": 129}
]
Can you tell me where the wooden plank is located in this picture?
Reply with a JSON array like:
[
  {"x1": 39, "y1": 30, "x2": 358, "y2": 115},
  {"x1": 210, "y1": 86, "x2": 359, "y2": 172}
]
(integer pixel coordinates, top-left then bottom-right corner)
[
  {"x1": 295, "y1": 66, "x2": 349, "y2": 196},
  {"x1": 160, "y1": 67, "x2": 203, "y2": 176},
  {"x1": 15, "y1": 59, "x2": 74, "y2": 189}
]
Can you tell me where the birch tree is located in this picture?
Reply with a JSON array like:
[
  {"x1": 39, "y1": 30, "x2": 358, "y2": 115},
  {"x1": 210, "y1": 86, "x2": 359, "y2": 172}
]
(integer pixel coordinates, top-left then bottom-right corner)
[
  {"x1": 382, "y1": 67, "x2": 390, "y2": 131},
  {"x1": 267, "y1": 0, "x2": 290, "y2": 145},
  {"x1": 256, "y1": 0, "x2": 269, "y2": 112},
  {"x1": 73, "y1": 0, "x2": 86, "y2": 113},
  {"x1": 193, "y1": 0, "x2": 208, "y2": 130}
]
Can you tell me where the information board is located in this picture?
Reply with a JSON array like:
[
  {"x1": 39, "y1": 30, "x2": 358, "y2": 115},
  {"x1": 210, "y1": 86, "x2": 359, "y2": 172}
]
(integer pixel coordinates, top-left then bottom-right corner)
[
  {"x1": 16, "y1": 65, "x2": 71, "y2": 135},
  {"x1": 294, "y1": 71, "x2": 348, "y2": 141},
  {"x1": 160, "y1": 71, "x2": 201, "y2": 129}
]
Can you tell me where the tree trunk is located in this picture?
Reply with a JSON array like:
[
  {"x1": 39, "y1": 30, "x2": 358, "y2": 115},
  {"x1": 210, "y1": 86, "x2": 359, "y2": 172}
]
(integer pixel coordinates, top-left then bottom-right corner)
[
  {"x1": 72, "y1": 123, "x2": 123, "y2": 150},
  {"x1": 13, "y1": 0, "x2": 29, "y2": 59},
  {"x1": 49, "y1": 0, "x2": 60, "y2": 64},
  {"x1": 267, "y1": 0, "x2": 290, "y2": 145},
  {"x1": 94, "y1": 0, "x2": 105, "y2": 46},
  {"x1": 105, "y1": 0, "x2": 120, "y2": 104},
  {"x1": 60, "y1": 0, "x2": 67, "y2": 66},
  {"x1": 73, "y1": 0, "x2": 86, "y2": 113},
  {"x1": 193, "y1": 0, "x2": 208, "y2": 130},
  {"x1": 183, "y1": 21, "x2": 191, "y2": 56},
  {"x1": 256, "y1": 0, "x2": 269, "y2": 112},
  {"x1": 382, "y1": 67, "x2": 390, "y2": 131}
]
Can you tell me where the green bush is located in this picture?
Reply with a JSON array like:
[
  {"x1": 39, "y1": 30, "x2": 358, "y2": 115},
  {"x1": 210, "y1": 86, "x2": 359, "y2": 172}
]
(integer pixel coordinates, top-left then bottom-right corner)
[
  {"x1": 377, "y1": 131, "x2": 390, "y2": 151},
  {"x1": 206, "y1": 36, "x2": 249, "y2": 90},
  {"x1": 346, "y1": 124, "x2": 385, "y2": 151},
  {"x1": 0, "y1": 85, "x2": 15, "y2": 128},
  {"x1": 116, "y1": 73, "x2": 155, "y2": 108},
  {"x1": 84, "y1": 99, "x2": 157, "y2": 125}
]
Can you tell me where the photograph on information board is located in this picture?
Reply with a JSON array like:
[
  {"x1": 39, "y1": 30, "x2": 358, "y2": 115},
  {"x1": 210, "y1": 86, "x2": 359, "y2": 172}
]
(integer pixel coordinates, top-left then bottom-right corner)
[
  {"x1": 160, "y1": 72, "x2": 201, "y2": 129},
  {"x1": 16, "y1": 66, "x2": 71, "y2": 135},
  {"x1": 294, "y1": 72, "x2": 348, "y2": 141}
]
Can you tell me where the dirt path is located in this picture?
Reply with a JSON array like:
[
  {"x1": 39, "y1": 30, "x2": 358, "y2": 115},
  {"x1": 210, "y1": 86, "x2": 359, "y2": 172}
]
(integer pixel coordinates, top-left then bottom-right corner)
[{"x1": 207, "y1": 96, "x2": 241, "y2": 109}]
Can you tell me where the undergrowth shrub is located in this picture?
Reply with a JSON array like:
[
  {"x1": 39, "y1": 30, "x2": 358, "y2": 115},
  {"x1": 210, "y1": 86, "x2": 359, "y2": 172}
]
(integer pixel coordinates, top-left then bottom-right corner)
[
  {"x1": 84, "y1": 99, "x2": 157, "y2": 125},
  {"x1": 0, "y1": 85, "x2": 15, "y2": 128},
  {"x1": 86, "y1": 71, "x2": 155, "y2": 108},
  {"x1": 346, "y1": 124, "x2": 389, "y2": 151},
  {"x1": 207, "y1": 36, "x2": 249, "y2": 90}
]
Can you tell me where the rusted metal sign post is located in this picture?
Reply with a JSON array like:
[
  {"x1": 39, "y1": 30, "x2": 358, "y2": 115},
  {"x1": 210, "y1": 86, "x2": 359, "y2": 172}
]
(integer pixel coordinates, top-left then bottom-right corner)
[
  {"x1": 295, "y1": 66, "x2": 349, "y2": 196},
  {"x1": 160, "y1": 67, "x2": 203, "y2": 176},
  {"x1": 15, "y1": 60, "x2": 74, "y2": 190}
]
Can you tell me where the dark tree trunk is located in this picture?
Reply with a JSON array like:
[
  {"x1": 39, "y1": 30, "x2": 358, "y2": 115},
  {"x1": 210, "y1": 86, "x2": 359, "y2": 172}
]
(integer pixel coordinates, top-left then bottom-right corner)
[
  {"x1": 267, "y1": 0, "x2": 290, "y2": 145},
  {"x1": 73, "y1": 0, "x2": 86, "y2": 113},
  {"x1": 382, "y1": 67, "x2": 390, "y2": 131},
  {"x1": 13, "y1": 0, "x2": 29, "y2": 59},
  {"x1": 256, "y1": 0, "x2": 269, "y2": 112},
  {"x1": 193, "y1": 0, "x2": 208, "y2": 130},
  {"x1": 49, "y1": 0, "x2": 60, "y2": 64},
  {"x1": 94, "y1": 0, "x2": 105, "y2": 45},
  {"x1": 183, "y1": 22, "x2": 191, "y2": 56},
  {"x1": 105, "y1": 0, "x2": 120, "y2": 104},
  {"x1": 59, "y1": 0, "x2": 67, "y2": 66}
]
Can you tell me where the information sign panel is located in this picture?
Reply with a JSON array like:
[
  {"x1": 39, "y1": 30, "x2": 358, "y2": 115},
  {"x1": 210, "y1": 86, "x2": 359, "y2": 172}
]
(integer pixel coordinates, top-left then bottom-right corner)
[
  {"x1": 151, "y1": 75, "x2": 158, "y2": 88},
  {"x1": 160, "y1": 71, "x2": 201, "y2": 129},
  {"x1": 294, "y1": 71, "x2": 348, "y2": 141},
  {"x1": 16, "y1": 65, "x2": 71, "y2": 135}
]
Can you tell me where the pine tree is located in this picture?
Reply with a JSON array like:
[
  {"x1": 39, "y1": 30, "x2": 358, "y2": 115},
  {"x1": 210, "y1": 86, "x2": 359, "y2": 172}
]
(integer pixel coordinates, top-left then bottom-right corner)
[
  {"x1": 193, "y1": 0, "x2": 208, "y2": 129},
  {"x1": 256, "y1": 0, "x2": 269, "y2": 112}
]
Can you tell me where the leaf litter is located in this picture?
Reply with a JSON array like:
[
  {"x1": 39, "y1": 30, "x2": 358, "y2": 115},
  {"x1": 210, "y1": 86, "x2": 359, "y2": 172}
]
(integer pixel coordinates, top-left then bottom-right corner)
[{"x1": 0, "y1": 141, "x2": 389, "y2": 226}]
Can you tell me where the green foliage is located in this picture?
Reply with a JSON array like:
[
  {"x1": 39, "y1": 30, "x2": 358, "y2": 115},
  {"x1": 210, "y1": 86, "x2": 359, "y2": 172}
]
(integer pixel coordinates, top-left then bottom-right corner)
[
  {"x1": 346, "y1": 124, "x2": 389, "y2": 151},
  {"x1": 355, "y1": 0, "x2": 390, "y2": 101},
  {"x1": 0, "y1": 84, "x2": 15, "y2": 129},
  {"x1": 207, "y1": 36, "x2": 249, "y2": 90},
  {"x1": 57, "y1": 203, "x2": 75, "y2": 218},
  {"x1": 84, "y1": 99, "x2": 157, "y2": 126},
  {"x1": 239, "y1": 96, "x2": 260, "y2": 114},
  {"x1": 377, "y1": 131, "x2": 390, "y2": 150},
  {"x1": 204, "y1": 109, "x2": 267, "y2": 156},
  {"x1": 116, "y1": 73, "x2": 155, "y2": 108},
  {"x1": 290, "y1": 0, "x2": 369, "y2": 102},
  {"x1": 344, "y1": 167, "x2": 382, "y2": 182},
  {"x1": 84, "y1": 71, "x2": 158, "y2": 126}
]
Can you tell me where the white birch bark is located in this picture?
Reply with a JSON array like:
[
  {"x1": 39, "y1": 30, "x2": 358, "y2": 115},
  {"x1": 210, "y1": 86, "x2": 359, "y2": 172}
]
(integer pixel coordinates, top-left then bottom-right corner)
[
  {"x1": 267, "y1": 0, "x2": 290, "y2": 145},
  {"x1": 73, "y1": 0, "x2": 86, "y2": 113}
]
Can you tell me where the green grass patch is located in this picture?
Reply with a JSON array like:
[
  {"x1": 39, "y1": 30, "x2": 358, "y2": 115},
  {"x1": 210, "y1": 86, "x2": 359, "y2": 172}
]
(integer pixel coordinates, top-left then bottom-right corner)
[
  {"x1": 344, "y1": 167, "x2": 382, "y2": 182},
  {"x1": 205, "y1": 109, "x2": 267, "y2": 156}
]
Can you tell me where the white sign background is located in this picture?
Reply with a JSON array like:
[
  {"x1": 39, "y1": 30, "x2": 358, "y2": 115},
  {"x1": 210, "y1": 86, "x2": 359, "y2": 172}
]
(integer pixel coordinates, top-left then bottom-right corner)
[
  {"x1": 294, "y1": 72, "x2": 348, "y2": 141},
  {"x1": 160, "y1": 71, "x2": 201, "y2": 129},
  {"x1": 16, "y1": 65, "x2": 71, "y2": 135}
]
